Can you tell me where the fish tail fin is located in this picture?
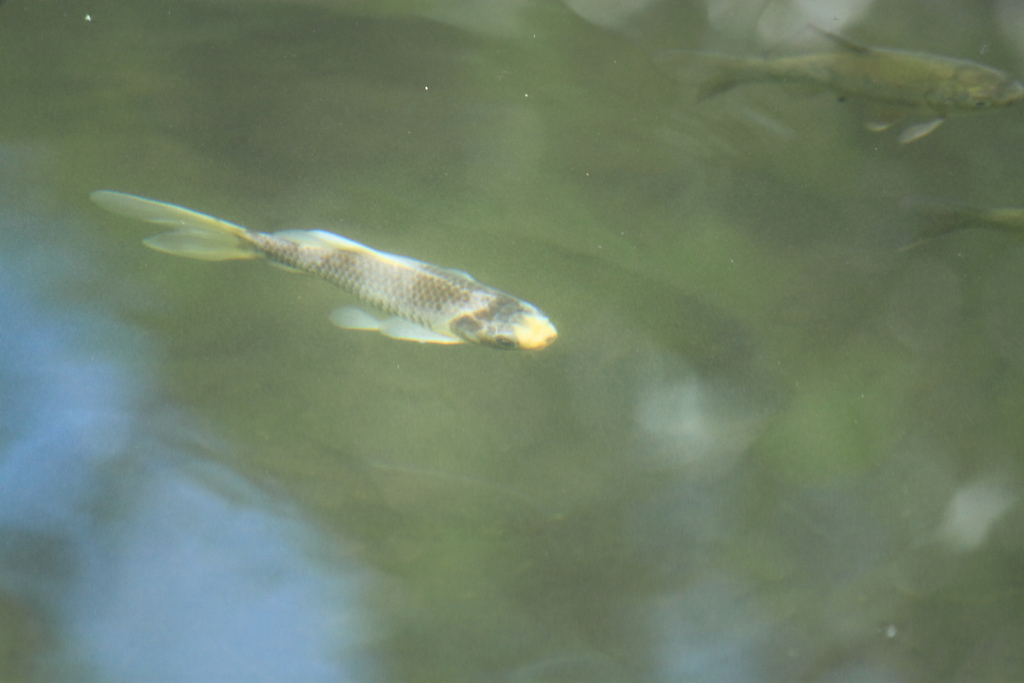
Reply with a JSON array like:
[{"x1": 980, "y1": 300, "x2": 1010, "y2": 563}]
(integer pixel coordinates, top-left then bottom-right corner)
[
  {"x1": 897, "y1": 196, "x2": 979, "y2": 250},
  {"x1": 90, "y1": 190, "x2": 259, "y2": 261},
  {"x1": 654, "y1": 51, "x2": 763, "y2": 100},
  {"x1": 141, "y1": 229, "x2": 256, "y2": 261}
]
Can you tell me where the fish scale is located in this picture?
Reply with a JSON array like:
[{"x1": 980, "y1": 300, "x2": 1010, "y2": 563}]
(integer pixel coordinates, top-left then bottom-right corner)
[{"x1": 242, "y1": 232, "x2": 495, "y2": 331}]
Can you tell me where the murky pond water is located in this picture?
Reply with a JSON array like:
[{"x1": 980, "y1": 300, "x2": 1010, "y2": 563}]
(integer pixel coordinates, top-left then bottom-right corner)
[{"x1": 2, "y1": 1, "x2": 1024, "y2": 680}]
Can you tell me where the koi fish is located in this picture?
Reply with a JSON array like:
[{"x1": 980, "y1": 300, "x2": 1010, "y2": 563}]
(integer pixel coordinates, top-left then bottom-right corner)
[
  {"x1": 656, "y1": 29, "x2": 1024, "y2": 143},
  {"x1": 900, "y1": 198, "x2": 1024, "y2": 250},
  {"x1": 90, "y1": 191, "x2": 557, "y2": 350}
]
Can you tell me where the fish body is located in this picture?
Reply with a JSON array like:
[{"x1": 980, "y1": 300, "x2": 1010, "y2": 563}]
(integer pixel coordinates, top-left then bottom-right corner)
[
  {"x1": 90, "y1": 191, "x2": 557, "y2": 350},
  {"x1": 657, "y1": 31, "x2": 1024, "y2": 142},
  {"x1": 902, "y1": 199, "x2": 1024, "y2": 249}
]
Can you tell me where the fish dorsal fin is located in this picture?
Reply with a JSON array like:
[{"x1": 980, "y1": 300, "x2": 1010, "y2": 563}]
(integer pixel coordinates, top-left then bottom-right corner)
[
  {"x1": 437, "y1": 266, "x2": 476, "y2": 282},
  {"x1": 271, "y1": 228, "x2": 378, "y2": 253},
  {"x1": 274, "y1": 227, "x2": 433, "y2": 272},
  {"x1": 307, "y1": 229, "x2": 376, "y2": 252},
  {"x1": 307, "y1": 229, "x2": 421, "y2": 269},
  {"x1": 271, "y1": 228, "x2": 417, "y2": 268},
  {"x1": 898, "y1": 117, "x2": 944, "y2": 143},
  {"x1": 861, "y1": 102, "x2": 911, "y2": 131},
  {"x1": 272, "y1": 229, "x2": 330, "y2": 248},
  {"x1": 810, "y1": 25, "x2": 871, "y2": 53}
]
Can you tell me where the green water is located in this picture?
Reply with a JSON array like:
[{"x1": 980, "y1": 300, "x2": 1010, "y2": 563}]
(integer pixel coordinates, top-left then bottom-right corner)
[{"x1": 2, "y1": 0, "x2": 1024, "y2": 681}]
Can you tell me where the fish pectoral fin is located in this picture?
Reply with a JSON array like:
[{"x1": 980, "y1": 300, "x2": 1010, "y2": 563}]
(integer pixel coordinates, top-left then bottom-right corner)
[
  {"x1": 861, "y1": 109, "x2": 943, "y2": 142},
  {"x1": 860, "y1": 103, "x2": 911, "y2": 131},
  {"x1": 329, "y1": 306, "x2": 463, "y2": 344},
  {"x1": 378, "y1": 318, "x2": 464, "y2": 344},
  {"x1": 329, "y1": 305, "x2": 383, "y2": 330},
  {"x1": 898, "y1": 117, "x2": 944, "y2": 143},
  {"x1": 865, "y1": 120, "x2": 896, "y2": 132}
]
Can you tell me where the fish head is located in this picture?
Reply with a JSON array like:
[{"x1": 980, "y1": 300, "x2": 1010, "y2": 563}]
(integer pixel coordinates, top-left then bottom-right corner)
[
  {"x1": 928, "y1": 65, "x2": 1024, "y2": 110},
  {"x1": 449, "y1": 295, "x2": 557, "y2": 350}
]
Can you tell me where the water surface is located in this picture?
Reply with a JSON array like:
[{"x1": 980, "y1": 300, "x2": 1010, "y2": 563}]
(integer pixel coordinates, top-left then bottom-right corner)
[{"x1": 2, "y1": 0, "x2": 1023, "y2": 680}]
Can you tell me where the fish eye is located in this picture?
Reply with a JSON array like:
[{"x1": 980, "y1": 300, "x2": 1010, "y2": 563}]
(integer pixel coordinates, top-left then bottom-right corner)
[{"x1": 494, "y1": 335, "x2": 518, "y2": 349}]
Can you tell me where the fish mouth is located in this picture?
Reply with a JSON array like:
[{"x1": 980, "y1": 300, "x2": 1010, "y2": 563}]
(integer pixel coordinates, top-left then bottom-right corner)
[{"x1": 514, "y1": 316, "x2": 558, "y2": 350}]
